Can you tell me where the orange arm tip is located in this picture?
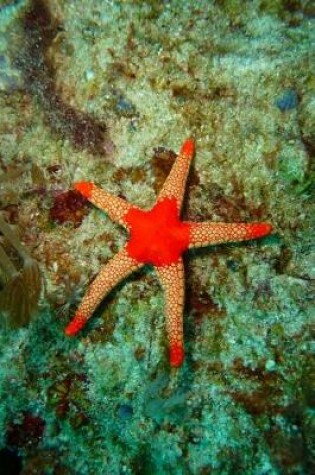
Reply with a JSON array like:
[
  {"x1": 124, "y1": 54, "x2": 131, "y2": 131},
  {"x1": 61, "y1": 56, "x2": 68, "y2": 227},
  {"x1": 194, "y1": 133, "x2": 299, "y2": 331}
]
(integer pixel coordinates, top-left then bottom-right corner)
[
  {"x1": 65, "y1": 313, "x2": 87, "y2": 336},
  {"x1": 180, "y1": 138, "x2": 195, "y2": 159},
  {"x1": 246, "y1": 223, "x2": 273, "y2": 240},
  {"x1": 74, "y1": 181, "x2": 94, "y2": 199},
  {"x1": 170, "y1": 343, "x2": 184, "y2": 367}
]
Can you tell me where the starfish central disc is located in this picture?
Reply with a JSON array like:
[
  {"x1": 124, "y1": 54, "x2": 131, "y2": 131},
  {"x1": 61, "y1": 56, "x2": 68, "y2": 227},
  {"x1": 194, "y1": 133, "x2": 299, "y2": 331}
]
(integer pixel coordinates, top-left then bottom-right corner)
[{"x1": 124, "y1": 198, "x2": 191, "y2": 266}]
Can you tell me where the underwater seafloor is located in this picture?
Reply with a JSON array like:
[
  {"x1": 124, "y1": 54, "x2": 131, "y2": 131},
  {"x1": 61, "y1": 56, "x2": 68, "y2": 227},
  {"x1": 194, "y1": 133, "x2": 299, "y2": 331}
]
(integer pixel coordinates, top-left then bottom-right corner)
[{"x1": 0, "y1": 0, "x2": 314, "y2": 474}]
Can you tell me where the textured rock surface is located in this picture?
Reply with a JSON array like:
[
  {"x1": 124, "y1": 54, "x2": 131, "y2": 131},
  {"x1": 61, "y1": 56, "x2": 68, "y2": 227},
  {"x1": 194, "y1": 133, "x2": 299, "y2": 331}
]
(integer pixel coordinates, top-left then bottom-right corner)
[{"x1": 0, "y1": 1, "x2": 313, "y2": 473}]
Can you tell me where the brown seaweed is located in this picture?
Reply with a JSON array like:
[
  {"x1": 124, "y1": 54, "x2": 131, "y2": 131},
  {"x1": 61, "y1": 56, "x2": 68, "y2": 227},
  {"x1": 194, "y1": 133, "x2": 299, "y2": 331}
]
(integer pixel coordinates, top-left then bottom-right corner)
[{"x1": 0, "y1": 213, "x2": 41, "y2": 328}]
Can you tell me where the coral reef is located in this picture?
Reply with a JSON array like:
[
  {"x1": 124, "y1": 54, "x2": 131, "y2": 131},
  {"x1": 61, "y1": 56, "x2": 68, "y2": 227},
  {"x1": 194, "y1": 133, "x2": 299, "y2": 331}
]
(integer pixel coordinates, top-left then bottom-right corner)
[{"x1": 0, "y1": 0, "x2": 313, "y2": 474}]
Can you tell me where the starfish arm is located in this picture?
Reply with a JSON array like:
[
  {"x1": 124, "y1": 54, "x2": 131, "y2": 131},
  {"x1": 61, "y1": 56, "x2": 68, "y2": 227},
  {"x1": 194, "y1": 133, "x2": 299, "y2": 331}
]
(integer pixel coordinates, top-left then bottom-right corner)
[
  {"x1": 65, "y1": 247, "x2": 142, "y2": 336},
  {"x1": 188, "y1": 221, "x2": 272, "y2": 248},
  {"x1": 157, "y1": 138, "x2": 195, "y2": 212},
  {"x1": 74, "y1": 181, "x2": 138, "y2": 227},
  {"x1": 156, "y1": 259, "x2": 185, "y2": 367}
]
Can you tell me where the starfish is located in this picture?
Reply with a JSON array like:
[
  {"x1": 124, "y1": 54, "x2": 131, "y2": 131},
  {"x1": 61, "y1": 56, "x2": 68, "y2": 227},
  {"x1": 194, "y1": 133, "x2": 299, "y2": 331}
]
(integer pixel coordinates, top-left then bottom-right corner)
[{"x1": 65, "y1": 139, "x2": 272, "y2": 367}]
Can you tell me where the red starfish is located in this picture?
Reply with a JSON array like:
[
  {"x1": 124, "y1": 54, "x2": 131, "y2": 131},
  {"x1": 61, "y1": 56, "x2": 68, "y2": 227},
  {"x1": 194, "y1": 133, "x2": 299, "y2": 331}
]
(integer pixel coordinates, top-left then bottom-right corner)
[{"x1": 65, "y1": 139, "x2": 272, "y2": 367}]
